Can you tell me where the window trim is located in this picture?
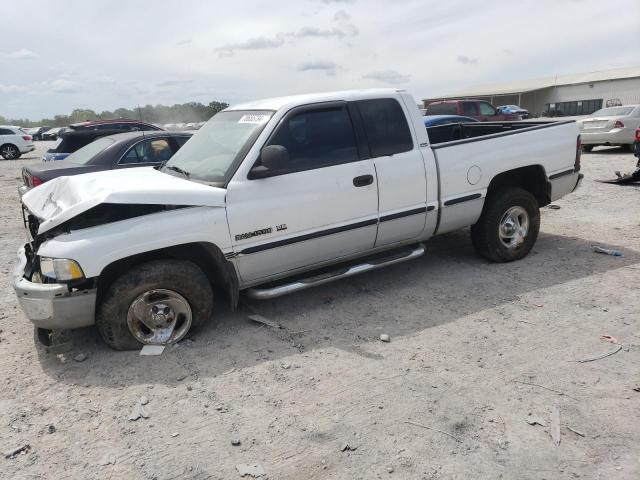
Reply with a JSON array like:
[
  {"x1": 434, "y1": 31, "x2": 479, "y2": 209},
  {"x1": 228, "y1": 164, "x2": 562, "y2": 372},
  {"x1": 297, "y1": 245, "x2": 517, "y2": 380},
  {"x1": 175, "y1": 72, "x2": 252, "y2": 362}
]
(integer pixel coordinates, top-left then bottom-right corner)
[{"x1": 247, "y1": 101, "x2": 363, "y2": 180}]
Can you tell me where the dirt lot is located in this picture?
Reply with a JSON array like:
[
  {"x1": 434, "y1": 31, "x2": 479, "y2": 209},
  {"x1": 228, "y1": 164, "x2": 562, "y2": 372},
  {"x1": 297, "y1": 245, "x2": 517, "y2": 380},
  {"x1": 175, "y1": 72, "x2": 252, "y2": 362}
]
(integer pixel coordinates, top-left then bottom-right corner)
[{"x1": 1, "y1": 142, "x2": 639, "y2": 479}]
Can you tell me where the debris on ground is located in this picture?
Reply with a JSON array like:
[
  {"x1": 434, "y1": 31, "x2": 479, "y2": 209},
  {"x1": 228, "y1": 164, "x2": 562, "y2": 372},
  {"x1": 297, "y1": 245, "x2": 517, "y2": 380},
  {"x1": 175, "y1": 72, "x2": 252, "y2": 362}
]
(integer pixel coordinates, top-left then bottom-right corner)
[
  {"x1": 140, "y1": 396, "x2": 149, "y2": 406},
  {"x1": 4, "y1": 444, "x2": 30, "y2": 459},
  {"x1": 633, "y1": 385, "x2": 640, "y2": 393},
  {"x1": 248, "y1": 314, "x2": 282, "y2": 329},
  {"x1": 576, "y1": 344, "x2": 623, "y2": 363},
  {"x1": 405, "y1": 421, "x2": 463, "y2": 443},
  {"x1": 236, "y1": 463, "x2": 265, "y2": 477},
  {"x1": 598, "y1": 166, "x2": 640, "y2": 185},
  {"x1": 550, "y1": 404, "x2": 560, "y2": 446},
  {"x1": 593, "y1": 245, "x2": 623, "y2": 256},
  {"x1": 47, "y1": 424, "x2": 56, "y2": 434},
  {"x1": 387, "y1": 466, "x2": 394, "y2": 473},
  {"x1": 340, "y1": 442, "x2": 358, "y2": 452},
  {"x1": 129, "y1": 401, "x2": 150, "y2": 421},
  {"x1": 231, "y1": 439, "x2": 241, "y2": 446},
  {"x1": 171, "y1": 432, "x2": 179, "y2": 437},
  {"x1": 566, "y1": 425, "x2": 586, "y2": 437},
  {"x1": 547, "y1": 204, "x2": 561, "y2": 209},
  {"x1": 380, "y1": 334, "x2": 390, "y2": 342},
  {"x1": 140, "y1": 345, "x2": 165, "y2": 356},
  {"x1": 525, "y1": 415, "x2": 547, "y2": 427},
  {"x1": 98, "y1": 454, "x2": 116, "y2": 466},
  {"x1": 600, "y1": 334, "x2": 619, "y2": 344},
  {"x1": 73, "y1": 352, "x2": 88, "y2": 362}
]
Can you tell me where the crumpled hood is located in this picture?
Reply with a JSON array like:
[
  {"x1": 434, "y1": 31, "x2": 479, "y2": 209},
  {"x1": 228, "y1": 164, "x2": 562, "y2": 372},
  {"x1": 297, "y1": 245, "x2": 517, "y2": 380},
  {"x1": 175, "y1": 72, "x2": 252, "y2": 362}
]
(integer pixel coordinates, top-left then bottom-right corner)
[{"x1": 22, "y1": 167, "x2": 226, "y2": 234}]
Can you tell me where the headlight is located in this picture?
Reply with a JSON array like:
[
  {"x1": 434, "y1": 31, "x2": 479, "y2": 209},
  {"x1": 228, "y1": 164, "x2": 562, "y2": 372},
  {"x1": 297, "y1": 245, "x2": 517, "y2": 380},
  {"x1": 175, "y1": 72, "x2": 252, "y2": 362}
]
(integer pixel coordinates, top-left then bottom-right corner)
[{"x1": 40, "y1": 257, "x2": 85, "y2": 281}]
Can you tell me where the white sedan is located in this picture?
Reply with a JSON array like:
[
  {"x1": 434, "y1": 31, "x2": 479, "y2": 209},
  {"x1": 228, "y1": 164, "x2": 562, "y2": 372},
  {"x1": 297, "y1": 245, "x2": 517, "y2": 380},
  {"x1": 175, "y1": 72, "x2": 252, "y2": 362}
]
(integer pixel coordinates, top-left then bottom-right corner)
[{"x1": 578, "y1": 105, "x2": 640, "y2": 151}]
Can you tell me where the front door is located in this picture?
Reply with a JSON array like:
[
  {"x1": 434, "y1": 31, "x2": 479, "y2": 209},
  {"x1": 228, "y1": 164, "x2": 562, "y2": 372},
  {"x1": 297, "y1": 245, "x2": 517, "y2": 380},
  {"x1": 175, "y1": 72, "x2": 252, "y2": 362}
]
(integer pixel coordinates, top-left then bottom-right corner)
[{"x1": 226, "y1": 103, "x2": 379, "y2": 283}]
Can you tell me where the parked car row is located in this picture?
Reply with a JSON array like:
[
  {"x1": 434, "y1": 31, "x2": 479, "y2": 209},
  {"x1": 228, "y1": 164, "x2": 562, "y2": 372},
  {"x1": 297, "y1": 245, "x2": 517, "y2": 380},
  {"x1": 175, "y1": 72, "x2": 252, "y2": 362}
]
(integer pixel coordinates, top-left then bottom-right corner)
[{"x1": 424, "y1": 99, "x2": 522, "y2": 121}]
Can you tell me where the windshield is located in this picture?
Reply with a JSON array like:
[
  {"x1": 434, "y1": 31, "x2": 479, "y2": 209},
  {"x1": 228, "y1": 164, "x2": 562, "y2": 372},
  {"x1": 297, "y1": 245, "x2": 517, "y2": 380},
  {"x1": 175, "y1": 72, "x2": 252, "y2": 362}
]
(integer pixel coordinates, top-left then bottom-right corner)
[
  {"x1": 591, "y1": 106, "x2": 634, "y2": 117},
  {"x1": 162, "y1": 110, "x2": 274, "y2": 184},
  {"x1": 67, "y1": 137, "x2": 116, "y2": 165}
]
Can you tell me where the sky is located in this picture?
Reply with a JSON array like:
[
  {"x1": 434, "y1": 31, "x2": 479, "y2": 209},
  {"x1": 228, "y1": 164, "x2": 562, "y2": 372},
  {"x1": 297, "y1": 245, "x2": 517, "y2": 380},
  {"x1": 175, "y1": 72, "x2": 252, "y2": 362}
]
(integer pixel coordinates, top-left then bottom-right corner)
[{"x1": 1, "y1": 0, "x2": 639, "y2": 120}]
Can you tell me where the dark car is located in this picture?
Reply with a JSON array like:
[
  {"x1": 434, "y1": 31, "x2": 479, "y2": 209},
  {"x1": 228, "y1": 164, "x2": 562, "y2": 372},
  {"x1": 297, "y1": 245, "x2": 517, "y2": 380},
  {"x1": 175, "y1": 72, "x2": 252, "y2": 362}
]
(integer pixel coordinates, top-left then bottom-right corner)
[
  {"x1": 41, "y1": 129, "x2": 124, "y2": 162},
  {"x1": 22, "y1": 131, "x2": 191, "y2": 189},
  {"x1": 425, "y1": 99, "x2": 520, "y2": 121},
  {"x1": 68, "y1": 119, "x2": 163, "y2": 132},
  {"x1": 25, "y1": 126, "x2": 52, "y2": 141},
  {"x1": 423, "y1": 115, "x2": 478, "y2": 127}
]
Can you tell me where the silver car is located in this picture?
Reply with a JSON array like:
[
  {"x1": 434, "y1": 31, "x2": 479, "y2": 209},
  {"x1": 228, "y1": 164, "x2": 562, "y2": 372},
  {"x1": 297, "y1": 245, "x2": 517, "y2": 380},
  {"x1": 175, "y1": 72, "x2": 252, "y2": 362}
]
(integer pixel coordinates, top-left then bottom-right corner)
[{"x1": 578, "y1": 105, "x2": 640, "y2": 151}]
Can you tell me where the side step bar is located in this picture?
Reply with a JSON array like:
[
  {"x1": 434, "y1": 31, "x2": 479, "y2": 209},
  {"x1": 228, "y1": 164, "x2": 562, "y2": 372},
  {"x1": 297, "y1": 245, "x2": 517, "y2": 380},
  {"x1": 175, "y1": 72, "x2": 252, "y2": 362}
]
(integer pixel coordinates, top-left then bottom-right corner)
[{"x1": 246, "y1": 243, "x2": 425, "y2": 300}]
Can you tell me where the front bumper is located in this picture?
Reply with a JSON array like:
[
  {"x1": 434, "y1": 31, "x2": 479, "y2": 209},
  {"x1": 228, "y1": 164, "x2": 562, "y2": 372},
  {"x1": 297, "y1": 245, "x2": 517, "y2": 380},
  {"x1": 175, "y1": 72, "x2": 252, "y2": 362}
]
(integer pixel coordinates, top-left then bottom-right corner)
[
  {"x1": 580, "y1": 128, "x2": 633, "y2": 145},
  {"x1": 12, "y1": 247, "x2": 96, "y2": 329}
]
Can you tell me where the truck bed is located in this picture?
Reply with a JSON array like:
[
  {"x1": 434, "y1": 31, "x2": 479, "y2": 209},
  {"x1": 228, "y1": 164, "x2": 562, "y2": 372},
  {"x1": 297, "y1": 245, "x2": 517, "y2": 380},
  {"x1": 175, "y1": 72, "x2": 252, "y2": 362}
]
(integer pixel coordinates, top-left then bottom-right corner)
[{"x1": 426, "y1": 120, "x2": 575, "y2": 145}]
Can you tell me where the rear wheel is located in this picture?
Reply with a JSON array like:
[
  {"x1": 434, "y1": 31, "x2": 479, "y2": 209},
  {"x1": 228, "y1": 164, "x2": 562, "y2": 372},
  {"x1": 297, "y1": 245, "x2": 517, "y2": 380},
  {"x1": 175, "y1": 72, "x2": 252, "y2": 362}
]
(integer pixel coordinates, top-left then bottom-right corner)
[
  {"x1": 471, "y1": 187, "x2": 540, "y2": 262},
  {"x1": 1, "y1": 144, "x2": 20, "y2": 159},
  {"x1": 96, "y1": 260, "x2": 214, "y2": 350}
]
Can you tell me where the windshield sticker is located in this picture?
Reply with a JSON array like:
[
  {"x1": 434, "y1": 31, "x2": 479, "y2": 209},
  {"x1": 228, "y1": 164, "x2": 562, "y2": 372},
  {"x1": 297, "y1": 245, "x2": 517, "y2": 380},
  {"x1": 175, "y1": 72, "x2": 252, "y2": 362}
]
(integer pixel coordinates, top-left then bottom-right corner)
[{"x1": 238, "y1": 114, "x2": 270, "y2": 125}]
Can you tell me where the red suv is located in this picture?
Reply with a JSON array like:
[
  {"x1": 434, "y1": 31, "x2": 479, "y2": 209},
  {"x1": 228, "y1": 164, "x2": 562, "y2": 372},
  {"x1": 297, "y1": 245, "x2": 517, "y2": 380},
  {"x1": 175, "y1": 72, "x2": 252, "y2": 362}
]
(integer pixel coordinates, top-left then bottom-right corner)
[{"x1": 425, "y1": 100, "x2": 521, "y2": 121}]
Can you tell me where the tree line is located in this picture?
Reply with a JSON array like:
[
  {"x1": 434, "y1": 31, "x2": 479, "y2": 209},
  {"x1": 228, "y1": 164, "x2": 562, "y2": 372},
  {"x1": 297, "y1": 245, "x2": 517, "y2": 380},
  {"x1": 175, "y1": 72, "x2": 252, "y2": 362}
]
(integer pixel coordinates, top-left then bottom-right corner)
[{"x1": 0, "y1": 101, "x2": 230, "y2": 127}]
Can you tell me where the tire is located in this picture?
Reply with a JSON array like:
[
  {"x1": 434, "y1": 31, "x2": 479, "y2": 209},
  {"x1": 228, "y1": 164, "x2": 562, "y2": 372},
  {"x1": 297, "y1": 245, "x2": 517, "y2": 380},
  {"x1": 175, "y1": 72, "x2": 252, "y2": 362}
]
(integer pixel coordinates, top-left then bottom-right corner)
[
  {"x1": 582, "y1": 145, "x2": 594, "y2": 152},
  {"x1": 0, "y1": 144, "x2": 20, "y2": 160},
  {"x1": 471, "y1": 187, "x2": 540, "y2": 263},
  {"x1": 96, "y1": 260, "x2": 214, "y2": 350}
]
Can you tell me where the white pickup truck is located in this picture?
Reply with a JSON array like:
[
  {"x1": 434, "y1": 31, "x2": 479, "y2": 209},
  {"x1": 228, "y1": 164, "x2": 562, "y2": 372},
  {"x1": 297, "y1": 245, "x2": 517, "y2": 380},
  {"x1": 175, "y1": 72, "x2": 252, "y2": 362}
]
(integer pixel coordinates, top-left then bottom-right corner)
[{"x1": 14, "y1": 89, "x2": 583, "y2": 350}]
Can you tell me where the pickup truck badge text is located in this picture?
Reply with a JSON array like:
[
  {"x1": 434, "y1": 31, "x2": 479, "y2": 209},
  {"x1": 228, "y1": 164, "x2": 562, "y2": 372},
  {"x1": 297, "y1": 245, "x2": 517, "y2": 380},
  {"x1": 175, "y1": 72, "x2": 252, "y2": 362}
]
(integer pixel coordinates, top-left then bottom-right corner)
[{"x1": 235, "y1": 227, "x2": 273, "y2": 241}]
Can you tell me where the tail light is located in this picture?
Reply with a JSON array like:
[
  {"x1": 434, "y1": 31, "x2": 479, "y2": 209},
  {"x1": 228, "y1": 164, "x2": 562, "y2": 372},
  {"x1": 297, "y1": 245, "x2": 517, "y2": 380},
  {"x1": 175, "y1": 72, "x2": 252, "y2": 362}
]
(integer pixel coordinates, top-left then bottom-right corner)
[
  {"x1": 635, "y1": 128, "x2": 640, "y2": 141},
  {"x1": 575, "y1": 135, "x2": 581, "y2": 172},
  {"x1": 30, "y1": 175, "x2": 43, "y2": 187},
  {"x1": 614, "y1": 120, "x2": 624, "y2": 129},
  {"x1": 22, "y1": 135, "x2": 32, "y2": 141}
]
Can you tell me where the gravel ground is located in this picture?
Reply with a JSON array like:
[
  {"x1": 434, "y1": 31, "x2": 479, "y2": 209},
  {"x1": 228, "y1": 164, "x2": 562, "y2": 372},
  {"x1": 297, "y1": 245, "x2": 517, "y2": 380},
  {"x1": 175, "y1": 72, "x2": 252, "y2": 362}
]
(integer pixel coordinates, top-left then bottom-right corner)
[{"x1": 1, "y1": 141, "x2": 639, "y2": 479}]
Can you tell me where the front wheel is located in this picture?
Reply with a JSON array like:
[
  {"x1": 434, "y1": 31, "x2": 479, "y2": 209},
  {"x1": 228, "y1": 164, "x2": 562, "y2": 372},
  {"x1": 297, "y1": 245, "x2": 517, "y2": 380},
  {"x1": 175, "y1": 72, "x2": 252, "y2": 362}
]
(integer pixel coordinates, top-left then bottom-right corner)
[
  {"x1": 96, "y1": 260, "x2": 214, "y2": 350},
  {"x1": 471, "y1": 187, "x2": 540, "y2": 263}
]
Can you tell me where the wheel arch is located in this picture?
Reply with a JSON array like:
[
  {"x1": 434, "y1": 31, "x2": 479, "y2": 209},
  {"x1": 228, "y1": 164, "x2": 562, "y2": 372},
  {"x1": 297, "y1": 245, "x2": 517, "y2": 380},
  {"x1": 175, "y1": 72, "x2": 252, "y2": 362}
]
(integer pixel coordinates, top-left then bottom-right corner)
[
  {"x1": 96, "y1": 242, "x2": 239, "y2": 309},
  {"x1": 486, "y1": 165, "x2": 551, "y2": 207}
]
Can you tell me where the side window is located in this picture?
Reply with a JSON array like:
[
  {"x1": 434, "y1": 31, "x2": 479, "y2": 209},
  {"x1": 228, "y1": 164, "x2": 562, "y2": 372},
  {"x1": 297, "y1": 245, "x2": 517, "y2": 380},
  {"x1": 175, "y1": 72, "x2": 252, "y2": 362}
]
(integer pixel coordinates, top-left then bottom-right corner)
[
  {"x1": 462, "y1": 102, "x2": 477, "y2": 116},
  {"x1": 355, "y1": 98, "x2": 413, "y2": 157},
  {"x1": 267, "y1": 106, "x2": 358, "y2": 173},
  {"x1": 120, "y1": 139, "x2": 173, "y2": 164},
  {"x1": 0, "y1": 128, "x2": 14, "y2": 135},
  {"x1": 479, "y1": 102, "x2": 497, "y2": 116},
  {"x1": 426, "y1": 103, "x2": 457, "y2": 115},
  {"x1": 174, "y1": 136, "x2": 190, "y2": 148}
]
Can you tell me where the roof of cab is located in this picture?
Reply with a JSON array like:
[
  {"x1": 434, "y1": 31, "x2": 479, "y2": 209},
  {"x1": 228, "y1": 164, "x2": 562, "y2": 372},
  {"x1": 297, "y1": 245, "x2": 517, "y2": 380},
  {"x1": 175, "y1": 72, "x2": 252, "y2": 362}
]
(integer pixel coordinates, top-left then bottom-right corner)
[{"x1": 227, "y1": 88, "x2": 407, "y2": 112}]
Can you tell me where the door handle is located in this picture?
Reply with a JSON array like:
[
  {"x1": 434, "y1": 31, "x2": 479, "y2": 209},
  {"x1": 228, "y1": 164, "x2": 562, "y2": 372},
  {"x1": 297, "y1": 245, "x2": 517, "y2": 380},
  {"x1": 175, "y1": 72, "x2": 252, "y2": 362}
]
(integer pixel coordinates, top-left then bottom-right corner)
[{"x1": 353, "y1": 174, "x2": 374, "y2": 187}]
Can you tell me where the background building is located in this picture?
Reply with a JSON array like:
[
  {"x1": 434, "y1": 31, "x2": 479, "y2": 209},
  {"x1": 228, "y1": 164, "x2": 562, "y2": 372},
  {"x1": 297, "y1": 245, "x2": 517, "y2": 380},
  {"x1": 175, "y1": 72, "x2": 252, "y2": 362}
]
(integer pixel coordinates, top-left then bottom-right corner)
[{"x1": 423, "y1": 66, "x2": 640, "y2": 117}]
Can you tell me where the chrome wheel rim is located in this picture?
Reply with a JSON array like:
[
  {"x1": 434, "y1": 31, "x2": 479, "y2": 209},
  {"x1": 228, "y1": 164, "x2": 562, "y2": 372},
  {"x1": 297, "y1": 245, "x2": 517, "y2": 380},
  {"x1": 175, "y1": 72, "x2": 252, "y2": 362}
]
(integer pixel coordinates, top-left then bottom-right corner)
[
  {"x1": 499, "y1": 206, "x2": 529, "y2": 249},
  {"x1": 1, "y1": 146, "x2": 17, "y2": 159},
  {"x1": 126, "y1": 289, "x2": 192, "y2": 345}
]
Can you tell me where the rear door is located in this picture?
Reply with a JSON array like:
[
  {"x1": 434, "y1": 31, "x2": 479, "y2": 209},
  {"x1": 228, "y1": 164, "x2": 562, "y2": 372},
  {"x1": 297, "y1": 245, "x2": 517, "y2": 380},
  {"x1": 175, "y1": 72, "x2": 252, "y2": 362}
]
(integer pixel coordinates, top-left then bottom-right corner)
[
  {"x1": 351, "y1": 97, "x2": 428, "y2": 247},
  {"x1": 226, "y1": 102, "x2": 379, "y2": 283},
  {"x1": 462, "y1": 101, "x2": 479, "y2": 118}
]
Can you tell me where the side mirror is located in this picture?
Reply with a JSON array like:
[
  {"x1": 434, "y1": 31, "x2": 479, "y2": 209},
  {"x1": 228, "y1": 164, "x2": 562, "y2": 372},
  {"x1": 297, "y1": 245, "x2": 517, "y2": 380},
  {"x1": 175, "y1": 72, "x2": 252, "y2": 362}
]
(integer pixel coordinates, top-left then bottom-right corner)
[{"x1": 249, "y1": 145, "x2": 289, "y2": 179}]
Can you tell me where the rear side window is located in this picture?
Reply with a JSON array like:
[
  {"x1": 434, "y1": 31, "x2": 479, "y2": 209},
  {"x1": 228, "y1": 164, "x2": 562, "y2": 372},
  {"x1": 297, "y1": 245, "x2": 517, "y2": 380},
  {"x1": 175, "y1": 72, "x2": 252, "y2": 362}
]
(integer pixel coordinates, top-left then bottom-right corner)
[
  {"x1": 462, "y1": 102, "x2": 477, "y2": 116},
  {"x1": 121, "y1": 138, "x2": 173, "y2": 164},
  {"x1": 355, "y1": 98, "x2": 413, "y2": 157},
  {"x1": 425, "y1": 103, "x2": 457, "y2": 115},
  {"x1": 174, "y1": 136, "x2": 190, "y2": 147},
  {"x1": 0, "y1": 128, "x2": 15, "y2": 135},
  {"x1": 267, "y1": 106, "x2": 358, "y2": 173}
]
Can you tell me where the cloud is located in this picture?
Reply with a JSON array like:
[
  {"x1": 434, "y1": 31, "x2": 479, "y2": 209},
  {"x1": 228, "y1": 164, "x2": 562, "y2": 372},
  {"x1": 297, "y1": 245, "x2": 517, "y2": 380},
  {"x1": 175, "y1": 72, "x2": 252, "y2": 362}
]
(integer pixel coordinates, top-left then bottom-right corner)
[
  {"x1": 298, "y1": 61, "x2": 338, "y2": 76},
  {"x1": 156, "y1": 79, "x2": 195, "y2": 87},
  {"x1": 51, "y1": 79, "x2": 81, "y2": 94},
  {"x1": 216, "y1": 35, "x2": 286, "y2": 56},
  {"x1": 289, "y1": 26, "x2": 356, "y2": 39},
  {"x1": 175, "y1": 39, "x2": 192, "y2": 46},
  {"x1": 0, "y1": 83, "x2": 27, "y2": 94},
  {"x1": 456, "y1": 54, "x2": 478, "y2": 65},
  {"x1": 321, "y1": 0, "x2": 355, "y2": 4},
  {"x1": 362, "y1": 70, "x2": 411, "y2": 84},
  {"x1": 333, "y1": 10, "x2": 351, "y2": 21},
  {"x1": 4, "y1": 48, "x2": 39, "y2": 60}
]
